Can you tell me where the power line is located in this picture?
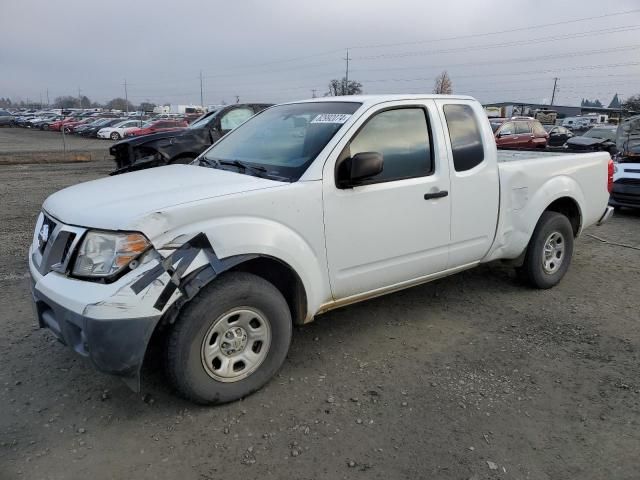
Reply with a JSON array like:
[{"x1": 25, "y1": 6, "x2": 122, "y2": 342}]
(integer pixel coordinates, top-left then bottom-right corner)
[
  {"x1": 353, "y1": 25, "x2": 640, "y2": 61},
  {"x1": 347, "y1": 7, "x2": 640, "y2": 50}
]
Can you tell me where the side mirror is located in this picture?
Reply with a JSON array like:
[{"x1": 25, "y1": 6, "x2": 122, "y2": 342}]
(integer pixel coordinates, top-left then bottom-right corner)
[{"x1": 336, "y1": 151, "x2": 384, "y2": 188}]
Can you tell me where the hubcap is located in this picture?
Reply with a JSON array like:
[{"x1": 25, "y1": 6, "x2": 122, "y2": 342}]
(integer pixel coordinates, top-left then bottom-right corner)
[
  {"x1": 542, "y1": 231, "x2": 565, "y2": 274},
  {"x1": 200, "y1": 308, "x2": 271, "y2": 383}
]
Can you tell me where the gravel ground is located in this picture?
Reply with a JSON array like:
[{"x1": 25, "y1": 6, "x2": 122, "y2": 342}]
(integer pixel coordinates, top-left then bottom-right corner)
[
  {"x1": 0, "y1": 128, "x2": 113, "y2": 164},
  {"x1": 0, "y1": 160, "x2": 639, "y2": 480}
]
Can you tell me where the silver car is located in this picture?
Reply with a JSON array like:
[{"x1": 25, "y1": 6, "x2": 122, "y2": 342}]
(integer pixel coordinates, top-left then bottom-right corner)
[{"x1": 0, "y1": 110, "x2": 15, "y2": 126}]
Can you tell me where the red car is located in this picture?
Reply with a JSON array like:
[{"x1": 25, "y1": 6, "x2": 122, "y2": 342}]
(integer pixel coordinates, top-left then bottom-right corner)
[
  {"x1": 49, "y1": 117, "x2": 78, "y2": 132},
  {"x1": 125, "y1": 119, "x2": 188, "y2": 137},
  {"x1": 490, "y1": 117, "x2": 549, "y2": 149}
]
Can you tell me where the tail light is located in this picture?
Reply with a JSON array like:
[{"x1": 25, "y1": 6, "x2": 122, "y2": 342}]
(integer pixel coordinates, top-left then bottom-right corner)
[{"x1": 607, "y1": 158, "x2": 614, "y2": 193}]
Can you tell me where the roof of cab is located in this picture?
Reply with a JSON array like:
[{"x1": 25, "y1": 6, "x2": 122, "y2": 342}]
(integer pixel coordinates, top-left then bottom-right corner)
[{"x1": 284, "y1": 94, "x2": 477, "y2": 107}]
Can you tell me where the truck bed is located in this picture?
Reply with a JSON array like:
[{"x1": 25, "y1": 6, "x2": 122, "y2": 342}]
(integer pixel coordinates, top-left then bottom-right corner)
[{"x1": 497, "y1": 149, "x2": 574, "y2": 163}]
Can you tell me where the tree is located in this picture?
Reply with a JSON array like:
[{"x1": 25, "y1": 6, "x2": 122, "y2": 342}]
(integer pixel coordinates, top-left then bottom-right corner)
[
  {"x1": 54, "y1": 96, "x2": 80, "y2": 108},
  {"x1": 138, "y1": 102, "x2": 156, "y2": 112},
  {"x1": 433, "y1": 71, "x2": 453, "y2": 94},
  {"x1": 79, "y1": 95, "x2": 92, "y2": 108},
  {"x1": 105, "y1": 97, "x2": 135, "y2": 111},
  {"x1": 325, "y1": 77, "x2": 363, "y2": 96},
  {"x1": 622, "y1": 94, "x2": 640, "y2": 112},
  {"x1": 581, "y1": 98, "x2": 603, "y2": 108},
  {"x1": 0, "y1": 97, "x2": 12, "y2": 108}
]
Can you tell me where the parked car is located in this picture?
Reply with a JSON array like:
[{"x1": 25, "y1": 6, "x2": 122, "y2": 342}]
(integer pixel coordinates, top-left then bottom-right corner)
[
  {"x1": 0, "y1": 110, "x2": 14, "y2": 127},
  {"x1": 491, "y1": 117, "x2": 549, "y2": 148},
  {"x1": 97, "y1": 119, "x2": 145, "y2": 140},
  {"x1": 29, "y1": 94, "x2": 613, "y2": 403},
  {"x1": 79, "y1": 118, "x2": 127, "y2": 137},
  {"x1": 72, "y1": 118, "x2": 113, "y2": 135},
  {"x1": 60, "y1": 117, "x2": 97, "y2": 133},
  {"x1": 110, "y1": 104, "x2": 272, "y2": 172},
  {"x1": 610, "y1": 115, "x2": 640, "y2": 209},
  {"x1": 544, "y1": 125, "x2": 574, "y2": 147},
  {"x1": 32, "y1": 115, "x2": 64, "y2": 130},
  {"x1": 49, "y1": 117, "x2": 77, "y2": 132},
  {"x1": 565, "y1": 125, "x2": 617, "y2": 154},
  {"x1": 124, "y1": 119, "x2": 188, "y2": 137}
]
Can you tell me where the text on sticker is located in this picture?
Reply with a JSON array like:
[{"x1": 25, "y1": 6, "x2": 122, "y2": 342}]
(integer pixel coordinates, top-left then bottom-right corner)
[{"x1": 310, "y1": 114, "x2": 352, "y2": 124}]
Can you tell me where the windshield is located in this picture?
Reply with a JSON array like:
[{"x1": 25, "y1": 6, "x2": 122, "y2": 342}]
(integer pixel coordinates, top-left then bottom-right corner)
[
  {"x1": 202, "y1": 102, "x2": 361, "y2": 181},
  {"x1": 188, "y1": 110, "x2": 218, "y2": 129},
  {"x1": 584, "y1": 128, "x2": 616, "y2": 141}
]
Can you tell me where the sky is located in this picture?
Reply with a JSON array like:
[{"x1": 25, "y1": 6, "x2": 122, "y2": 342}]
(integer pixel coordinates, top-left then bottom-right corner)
[{"x1": 1, "y1": 0, "x2": 639, "y2": 107}]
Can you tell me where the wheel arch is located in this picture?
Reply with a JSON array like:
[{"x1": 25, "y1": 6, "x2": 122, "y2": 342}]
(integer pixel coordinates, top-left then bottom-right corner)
[{"x1": 543, "y1": 196, "x2": 582, "y2": 237}]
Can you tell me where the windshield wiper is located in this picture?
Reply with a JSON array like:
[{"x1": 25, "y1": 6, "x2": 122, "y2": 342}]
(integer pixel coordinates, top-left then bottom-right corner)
[
  {"x1": 215, "y1": 159, "x2": 268, "y2": 177},
  {"x1": 199, "y1": 157, "x2": 282, "y2": 179}
]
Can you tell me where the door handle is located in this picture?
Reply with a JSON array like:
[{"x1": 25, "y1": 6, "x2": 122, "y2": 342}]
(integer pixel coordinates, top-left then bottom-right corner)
[{"x1": 424, "y1": 190, "x2": 448, "y2": 200}]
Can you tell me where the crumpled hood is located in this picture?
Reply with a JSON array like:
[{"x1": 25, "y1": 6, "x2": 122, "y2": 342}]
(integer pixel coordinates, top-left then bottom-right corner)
[
  {"x1": 44, "y1": 165, "x2": 285, "y2": 231},
  {"x1": 566, "y1": 136, "x2": 610, "y2": 147},
  {"x1": 112, "y1": 129, "x2": 186, "y2": 148}
]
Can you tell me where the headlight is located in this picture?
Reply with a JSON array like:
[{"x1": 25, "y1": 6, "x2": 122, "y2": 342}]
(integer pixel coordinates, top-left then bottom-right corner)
[{"x1": 72, "y1": 231, "x2": 150, "y2": 278}]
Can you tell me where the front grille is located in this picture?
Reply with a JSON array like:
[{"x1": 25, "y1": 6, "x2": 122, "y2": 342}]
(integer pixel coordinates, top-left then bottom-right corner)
[
  {"x1": 37, "y1": 215, "x2": 57, "y2": 253},
  {"x1": 33, "y1": 213, "x2": 86, "y2": 275}
]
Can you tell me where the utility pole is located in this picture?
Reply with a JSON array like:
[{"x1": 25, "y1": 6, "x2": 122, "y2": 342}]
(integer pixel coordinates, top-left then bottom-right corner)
[
  {"x1": 46, "y1": 88, "x2": 50, "y2": 106},
  {"x1": 311, "y1": 89, "x2": 317, "y2": 98},
  {"x1": 550, "y1": 77, "x2": 558, "y2": 106},
  {"x1": 199, "y1": 70, "x2": 204, "y2": 108},
  {"x1": 235, "y1": 95, "x2": 240, "y2": 104},
  {"x1": 123, "y1": 79, "x2": 129, "y2": 113},
  {"x1": 343, "y1": 48, "x2": 351, "y2": 95}
]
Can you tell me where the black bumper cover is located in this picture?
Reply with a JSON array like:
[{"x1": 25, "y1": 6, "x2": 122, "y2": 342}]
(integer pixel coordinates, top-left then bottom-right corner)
[
  {"x1": 609, "y1": 183, "x2": 640, "y2": 208},
  {"x1": 30, "y1": 281, "x2": 161, "y2": 391}
]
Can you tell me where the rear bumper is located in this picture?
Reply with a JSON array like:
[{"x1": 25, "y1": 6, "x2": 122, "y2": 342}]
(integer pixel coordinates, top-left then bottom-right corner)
[{"x1": 597, "y1": 206, "x2": 614, "y2": 225}]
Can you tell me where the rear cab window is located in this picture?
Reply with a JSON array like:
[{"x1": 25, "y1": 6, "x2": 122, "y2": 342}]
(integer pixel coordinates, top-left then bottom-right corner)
[{"x1": 443, "y1": 104, "x2": 485, "y2": 172}]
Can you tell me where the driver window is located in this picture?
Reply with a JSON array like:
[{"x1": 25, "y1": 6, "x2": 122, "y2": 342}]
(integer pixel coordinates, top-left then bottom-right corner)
[
  {"x1": 342, "y1": 107, "x2": 433, "y2": 184},
  {"x1": 221, "y1": 108, "x2": 254, "y2": 132}
]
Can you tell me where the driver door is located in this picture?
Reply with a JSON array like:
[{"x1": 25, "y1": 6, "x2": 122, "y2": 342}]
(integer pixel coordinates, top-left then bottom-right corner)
[{"x1": 322, "y1": 101, "x2": 451, "y2": 300}]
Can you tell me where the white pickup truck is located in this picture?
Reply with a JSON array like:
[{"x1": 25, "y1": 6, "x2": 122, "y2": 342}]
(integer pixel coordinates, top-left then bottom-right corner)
[{"x1": 29, "y1": 95, "x2": 614, "y2": 404}]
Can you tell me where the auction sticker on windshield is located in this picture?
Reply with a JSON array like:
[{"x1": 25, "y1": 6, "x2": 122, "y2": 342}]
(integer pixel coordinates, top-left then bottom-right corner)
[{"x1": 310, "y1": 113, "x2": 352, "y2": 124}]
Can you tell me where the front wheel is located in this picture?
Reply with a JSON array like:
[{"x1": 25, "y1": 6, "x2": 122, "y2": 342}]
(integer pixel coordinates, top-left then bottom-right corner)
[
  {"x1": 165, "y1": 272, "x2": 292, "y2": 404},
  {"x1": 517, "y1": 211, "x2": 574, "y2": 289},
  {"x1": 110, "y1": 131, "x2": 121, "y2": 140}
]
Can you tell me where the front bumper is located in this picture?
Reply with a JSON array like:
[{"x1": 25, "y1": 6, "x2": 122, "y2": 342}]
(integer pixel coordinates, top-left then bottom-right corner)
[
  {"x1": 30, "y1": 280, "x2": 160, "y2": 385},
  {"x1": 28, "y1": 245, "x2": 167, "y2": 391}
]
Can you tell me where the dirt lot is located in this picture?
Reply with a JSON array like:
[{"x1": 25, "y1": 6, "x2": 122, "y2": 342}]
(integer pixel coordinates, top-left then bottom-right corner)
[
  {"x1": 0, "y1": 128, "x2": 113, "y2": 164},
  {"x1": 1, "y1": 160, "x2": 639, "y2": 480}
]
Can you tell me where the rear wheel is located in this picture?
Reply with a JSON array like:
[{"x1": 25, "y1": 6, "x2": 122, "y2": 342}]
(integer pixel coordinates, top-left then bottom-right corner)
[
  {"x1": 165, "y1": 272, "x2": 292, "y2": 404},
  {"x1": 517, "y1": 211, "x2": 574, "y2": 289}
]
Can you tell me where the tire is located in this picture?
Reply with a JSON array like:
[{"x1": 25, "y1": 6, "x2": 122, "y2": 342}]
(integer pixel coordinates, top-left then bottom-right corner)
[
  {"x1": 517, "y1": 211, "x2": 574, "y2": 289},
  {"x1": 169, "y1": 155, "x2": 195, "y2": 165},
  {"x1": 110, "y1": 132, "x2": 121, "y2": 140},
  {"x1": 165, "y1": 272, "x2": 292, "y2": 404}
]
